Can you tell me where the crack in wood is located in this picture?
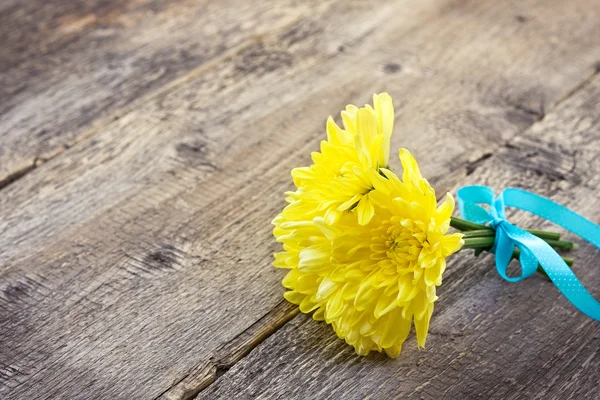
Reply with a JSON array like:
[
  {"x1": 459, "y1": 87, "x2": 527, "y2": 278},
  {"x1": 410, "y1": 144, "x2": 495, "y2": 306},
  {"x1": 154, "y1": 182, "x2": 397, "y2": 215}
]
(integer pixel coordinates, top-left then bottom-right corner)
[
  {"x1": 553, "y1": 65, "x2": 600, "y2": 114},
  {"x1": 0, "y1": 158, "x2": 38, "y2": 191},
  {"x1": 171, "y1": 69, "x2": 600, "y2": 399},
  {"x1": 186, "y1": 69, "x2": 600, "y2": 400},
  {"x1": 466, "y1": 152, "x2": 493, "y2": 176},
  {"x1": 462, "y1": 65, "x2": 600, "y2": 179},
  {"x1": 3, "y1": 1, "x2": 600, "y2": 398},
  {"x1": 155, "y1": 300, "x2": 299, "y2": 400}
]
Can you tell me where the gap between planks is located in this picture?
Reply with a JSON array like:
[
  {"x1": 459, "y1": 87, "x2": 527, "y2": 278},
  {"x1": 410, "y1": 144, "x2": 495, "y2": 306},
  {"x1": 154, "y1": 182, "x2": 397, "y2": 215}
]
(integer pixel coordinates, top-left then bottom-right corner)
[
  {"x1": 158, "y1": 65, "x2": 600, "y2": 400},
  {"x1": 462, "y1": 65, "x2": 600, "y2": 179},
  {"x1": 155, "y1": 300, "x2": 299, "y2": 400},
  {"x1": 4, "y1": 2, "x2": 599, "y2": 396}
]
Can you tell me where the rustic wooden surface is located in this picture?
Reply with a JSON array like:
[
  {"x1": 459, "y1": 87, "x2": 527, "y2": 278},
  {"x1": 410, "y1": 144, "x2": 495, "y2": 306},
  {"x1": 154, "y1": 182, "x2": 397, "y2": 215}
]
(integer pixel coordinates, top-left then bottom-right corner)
[
  {"x1": 197, "y1": 73, "x2": 600, "y2": 400},
  {"x1": 1, "y1": 0, "x2": 599, "y2": 399}
]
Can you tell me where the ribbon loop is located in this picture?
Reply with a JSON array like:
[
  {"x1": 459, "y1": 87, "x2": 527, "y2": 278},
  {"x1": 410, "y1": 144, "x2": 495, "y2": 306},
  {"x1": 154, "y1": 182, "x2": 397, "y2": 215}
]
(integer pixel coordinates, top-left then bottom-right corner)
[{"x1": 457, "y1": 186, "x2": 600, "y2": 321}]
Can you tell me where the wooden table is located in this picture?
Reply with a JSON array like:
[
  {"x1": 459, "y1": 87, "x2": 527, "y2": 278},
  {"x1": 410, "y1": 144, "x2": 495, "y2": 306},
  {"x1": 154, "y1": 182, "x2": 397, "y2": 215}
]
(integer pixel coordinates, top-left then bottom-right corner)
[{"x1": 2, "y1": 1, "x2": 600, "y2": 399}]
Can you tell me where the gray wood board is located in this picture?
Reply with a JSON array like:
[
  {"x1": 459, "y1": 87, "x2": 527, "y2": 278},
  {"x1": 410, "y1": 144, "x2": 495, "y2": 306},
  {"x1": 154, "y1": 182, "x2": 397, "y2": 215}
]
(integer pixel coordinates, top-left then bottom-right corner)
[
  {"x1": 0, "y1": 0, "x2": 333, "y2": 187},
  {"x1": 2, "y1": 0, "x2": 600, "y2": 399},
  {"x1": 197, "y1": 75, "x2": 600, "y2": 400}
]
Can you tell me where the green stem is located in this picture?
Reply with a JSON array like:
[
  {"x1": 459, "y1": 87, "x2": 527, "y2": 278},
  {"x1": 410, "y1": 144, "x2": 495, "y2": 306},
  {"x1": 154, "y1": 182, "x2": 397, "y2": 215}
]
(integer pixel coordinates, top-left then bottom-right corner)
[
  {"x1": 525, "y1": 229, "x2": 561, "y2": 241},
  {"x1": 462, "y1": 237, "x2": 495, "y2": 249},
  {"x1": 462, "y1": 228, "x2": 562, "y2": 242},
  {"x1": 543, "y1": 239, "x2": 578, "y2": 251},
  {"x1": 450, "y1": 217, "x2": 492, "y2": 232},
  {"x1": 453, "y1": 217, "x2": 573, "y2": 249},
  {"x1": 462, "y1": 229, "x2": 495, "y2": 238},
  {"x1": 454, "y1": 218, "x2": 575, "y2": 280},
  {"x1": 463, "y1": 237, "x2": 577, "y2": 253}
]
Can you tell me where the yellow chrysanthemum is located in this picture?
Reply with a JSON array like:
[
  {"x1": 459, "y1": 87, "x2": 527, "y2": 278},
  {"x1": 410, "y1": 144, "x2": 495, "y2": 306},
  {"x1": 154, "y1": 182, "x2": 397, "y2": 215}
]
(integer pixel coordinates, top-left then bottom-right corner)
[
  {"x1": 274, "y1": 93, "x2": 578, "y2": 356},
  {"x1": 273, "y1": 148, "x2": 464, "y2": 358},
  {"x1": 289, "y1": 93, "x2": 394, "y2": 226}
]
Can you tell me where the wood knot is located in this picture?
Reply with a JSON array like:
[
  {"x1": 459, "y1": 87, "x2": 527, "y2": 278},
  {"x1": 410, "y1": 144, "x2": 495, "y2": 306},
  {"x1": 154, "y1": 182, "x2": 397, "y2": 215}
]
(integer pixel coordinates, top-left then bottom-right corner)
[
  {"x1": 515, "y1": 15, "x2": 528, "y2": 23},
  {"x1": 383, "y1": 63, "x2": 402, "y2": 74}
]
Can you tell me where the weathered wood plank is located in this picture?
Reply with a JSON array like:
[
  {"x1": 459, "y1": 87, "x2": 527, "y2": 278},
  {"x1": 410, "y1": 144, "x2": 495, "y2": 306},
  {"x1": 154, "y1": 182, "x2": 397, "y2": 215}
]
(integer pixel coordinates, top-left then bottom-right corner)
[
  {"x1": 1, "y1": 0, "x2": 135, "y2": 71},
  {"x1": 0, "y1": 2, "x2": 450, "y2": 398},
  {"x1": 1, "y1": 0, "x2": 600, "y2": 398},
  {"x1": 0, "y1": 0, "x2": 330, "y2": 187},
  {"x1": 159, "y1": 300, "x2": 299, "y2": 400},
  {"x1": 196, "y1": 75, "x2": 600, "y2": 400}
]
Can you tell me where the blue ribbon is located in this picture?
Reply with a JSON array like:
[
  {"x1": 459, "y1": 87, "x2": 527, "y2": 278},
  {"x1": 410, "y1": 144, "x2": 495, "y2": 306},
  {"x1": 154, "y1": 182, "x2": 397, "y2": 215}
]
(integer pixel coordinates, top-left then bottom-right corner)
[{"x1": 456, "y1": 185, "x2": 600, "y2": 320}]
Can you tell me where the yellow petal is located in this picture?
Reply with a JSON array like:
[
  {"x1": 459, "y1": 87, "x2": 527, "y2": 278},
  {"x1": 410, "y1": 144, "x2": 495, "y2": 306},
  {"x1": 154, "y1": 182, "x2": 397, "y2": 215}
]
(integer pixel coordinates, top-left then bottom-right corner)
[
  {"x1": 283, "y1": 291, "x2": 305, "y2": 305},
  {"x1": 324, "y1": 208, "x2": 341, "y2": 225},
  {"x1": 325, "y1": 288, "x2": 346, "y2": 320},
  {"x1": 356, "y1": 195, "x2": 375, "y2": 226},
  {"x1": 397, "y1": 274, "x2": 418, "y2": 302},
  {"x1": 317, "y1": 277, "x2": 338, "y2": 301},
  {"x1": 412, "y1": 291, "x2": 429, "y2": 321},
  {"x1": 379, "y1": 309, "x2": 411, "y2": 350},
  {"x1": 436, "y1": 193, "x2": 455, "y2": 223},
  {"x1": 424, "y1": 258, "x2": 443, "y2": 286},
  {"x1": 399, "y1": 148, "x2": 423, "y2": 184},
  {"x1": 374, "y1": 290, "x2": 397, "y2": 318},
  {"x1": 358, "y1": 319, "x2": 376, "y2": 336},
  {"x1": 298, "y1": 244, "x2": 330, "y2": 273},
  {"x1": 342, "y1": 282, "x2": 360, "y2": 300},
  {"x1": 356, "y1": 107, "x2": 379, "y2": 166},
  {"x1": 355, "y1": 280, "x2": 377, "y2": 312},
  {"x1": 425, "y1": 285, "x2": 438, "y2": 302},
  {"x1": 274, "y1": 252, "x2": 293, "y2": 269},
  {"x1": 326, "y1": 116, "x2": 343, "y2": 145},
  {"x1": 414, "y1": 303, "x2": 434, "y2": 348},
  {"x1": 341, "y1": 105, "x2": 358, "y2": 132},
  {"x1": 357, "y1": 106, "x2": 377, "y2": 144},
  {"x1": 338, "y1": 193, "x2": 362, "y2": 212},
  {"x1": 314, "y1": 217, "x2": 338, "y2": 240},
  {"x1": 373, "y1": 92, "x2": 394, "y2": 167},
  {"x1": 299, "y1": 295, "x2": 320, "y2": 313},
  {"x1": 441, "y1": 233, "x2": 464, "y2": 256},
  {"x1": 282, "y1": 269, "x2": 301, "y2": 289},
  {"x1": 295, "y1": 274, "x2": 320, "y2": 294},
  {"x1": 384, "y1": 342, "x2": 402, "y2": 358},
  {"x1": 290, "y1": 166, "x2": 313, "y2": 182},
  {"x1": 313, "y1": 307, "x2": 325, "y2": 321}
]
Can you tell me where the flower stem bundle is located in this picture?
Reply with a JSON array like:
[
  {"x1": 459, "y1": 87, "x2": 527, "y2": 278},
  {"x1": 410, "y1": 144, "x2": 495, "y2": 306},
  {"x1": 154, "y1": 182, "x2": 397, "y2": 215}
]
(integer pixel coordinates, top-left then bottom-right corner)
[{"x1": 451, "y1": 216, "x2": 576, "y2": 273}]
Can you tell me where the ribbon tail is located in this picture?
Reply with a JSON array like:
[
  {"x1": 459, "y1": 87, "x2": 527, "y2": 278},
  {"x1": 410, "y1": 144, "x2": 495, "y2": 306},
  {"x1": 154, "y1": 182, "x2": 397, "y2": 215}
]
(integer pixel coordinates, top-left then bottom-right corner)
[
  {"x1": 503, "y1": 223, "x2": 600, "y2": 320},
  {"x1": 526, "y1": 238, "x2": 600, "y2": 320},
  {"x1": 458, "y1": 185, "x2": 600, "y2": 321}
]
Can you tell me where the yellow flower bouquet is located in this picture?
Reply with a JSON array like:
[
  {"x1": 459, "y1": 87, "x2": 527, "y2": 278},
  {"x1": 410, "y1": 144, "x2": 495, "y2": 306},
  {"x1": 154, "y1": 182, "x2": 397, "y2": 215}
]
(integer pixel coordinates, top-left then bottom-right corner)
[{"x1": 273, "y1": 93, "x2": 596, "y2": 358}]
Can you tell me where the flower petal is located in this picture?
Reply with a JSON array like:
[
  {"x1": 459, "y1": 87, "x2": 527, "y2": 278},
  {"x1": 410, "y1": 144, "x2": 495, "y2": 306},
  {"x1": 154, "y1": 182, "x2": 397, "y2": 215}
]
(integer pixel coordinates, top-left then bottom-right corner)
[
  {"x1": 414, "y1": 303, "x2": 434, "y2": 348},
  {"x1": 441, "y1": 233, "x2": 465, "y2": 256},
  {"x1": 356, "y1": 195, "x2": 375, "y2": 226}
]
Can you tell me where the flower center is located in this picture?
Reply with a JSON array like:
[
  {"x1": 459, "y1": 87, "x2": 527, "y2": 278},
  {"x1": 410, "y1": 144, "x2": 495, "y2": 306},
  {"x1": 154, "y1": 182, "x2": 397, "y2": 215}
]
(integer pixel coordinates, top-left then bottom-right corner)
[{"x1": 384, "y1": 220, "x2": 426, "y2": 270}]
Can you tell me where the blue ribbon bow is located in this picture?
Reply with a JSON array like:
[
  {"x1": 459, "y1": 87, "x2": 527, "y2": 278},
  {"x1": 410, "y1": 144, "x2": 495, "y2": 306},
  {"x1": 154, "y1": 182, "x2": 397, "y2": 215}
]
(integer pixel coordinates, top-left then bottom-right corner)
[{"x1": 457, "y1": 185, "x2": 600, "y2": 320}]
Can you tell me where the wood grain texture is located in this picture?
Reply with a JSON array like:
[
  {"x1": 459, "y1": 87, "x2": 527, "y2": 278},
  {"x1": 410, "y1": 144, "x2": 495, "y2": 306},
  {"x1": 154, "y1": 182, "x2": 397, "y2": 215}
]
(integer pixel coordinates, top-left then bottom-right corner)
[
  {"x1": 1, "y1": 0, "x2": 600, "y2": 398},
  {"x1": 196, "y1": 76, "x2": 600, "y2": 400},
  {"x1": 159, "y1": 300, "x2": 299, "y2": 400},
  {"x1": 0, "y1": 2, "x2": 450, "y2": 398},
  {"x1": 0, "y1": 0, "x2": 330, "y2": 187},
  {"x1": 1, "y1": 0, "x2": 138, "y2": 71}
]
